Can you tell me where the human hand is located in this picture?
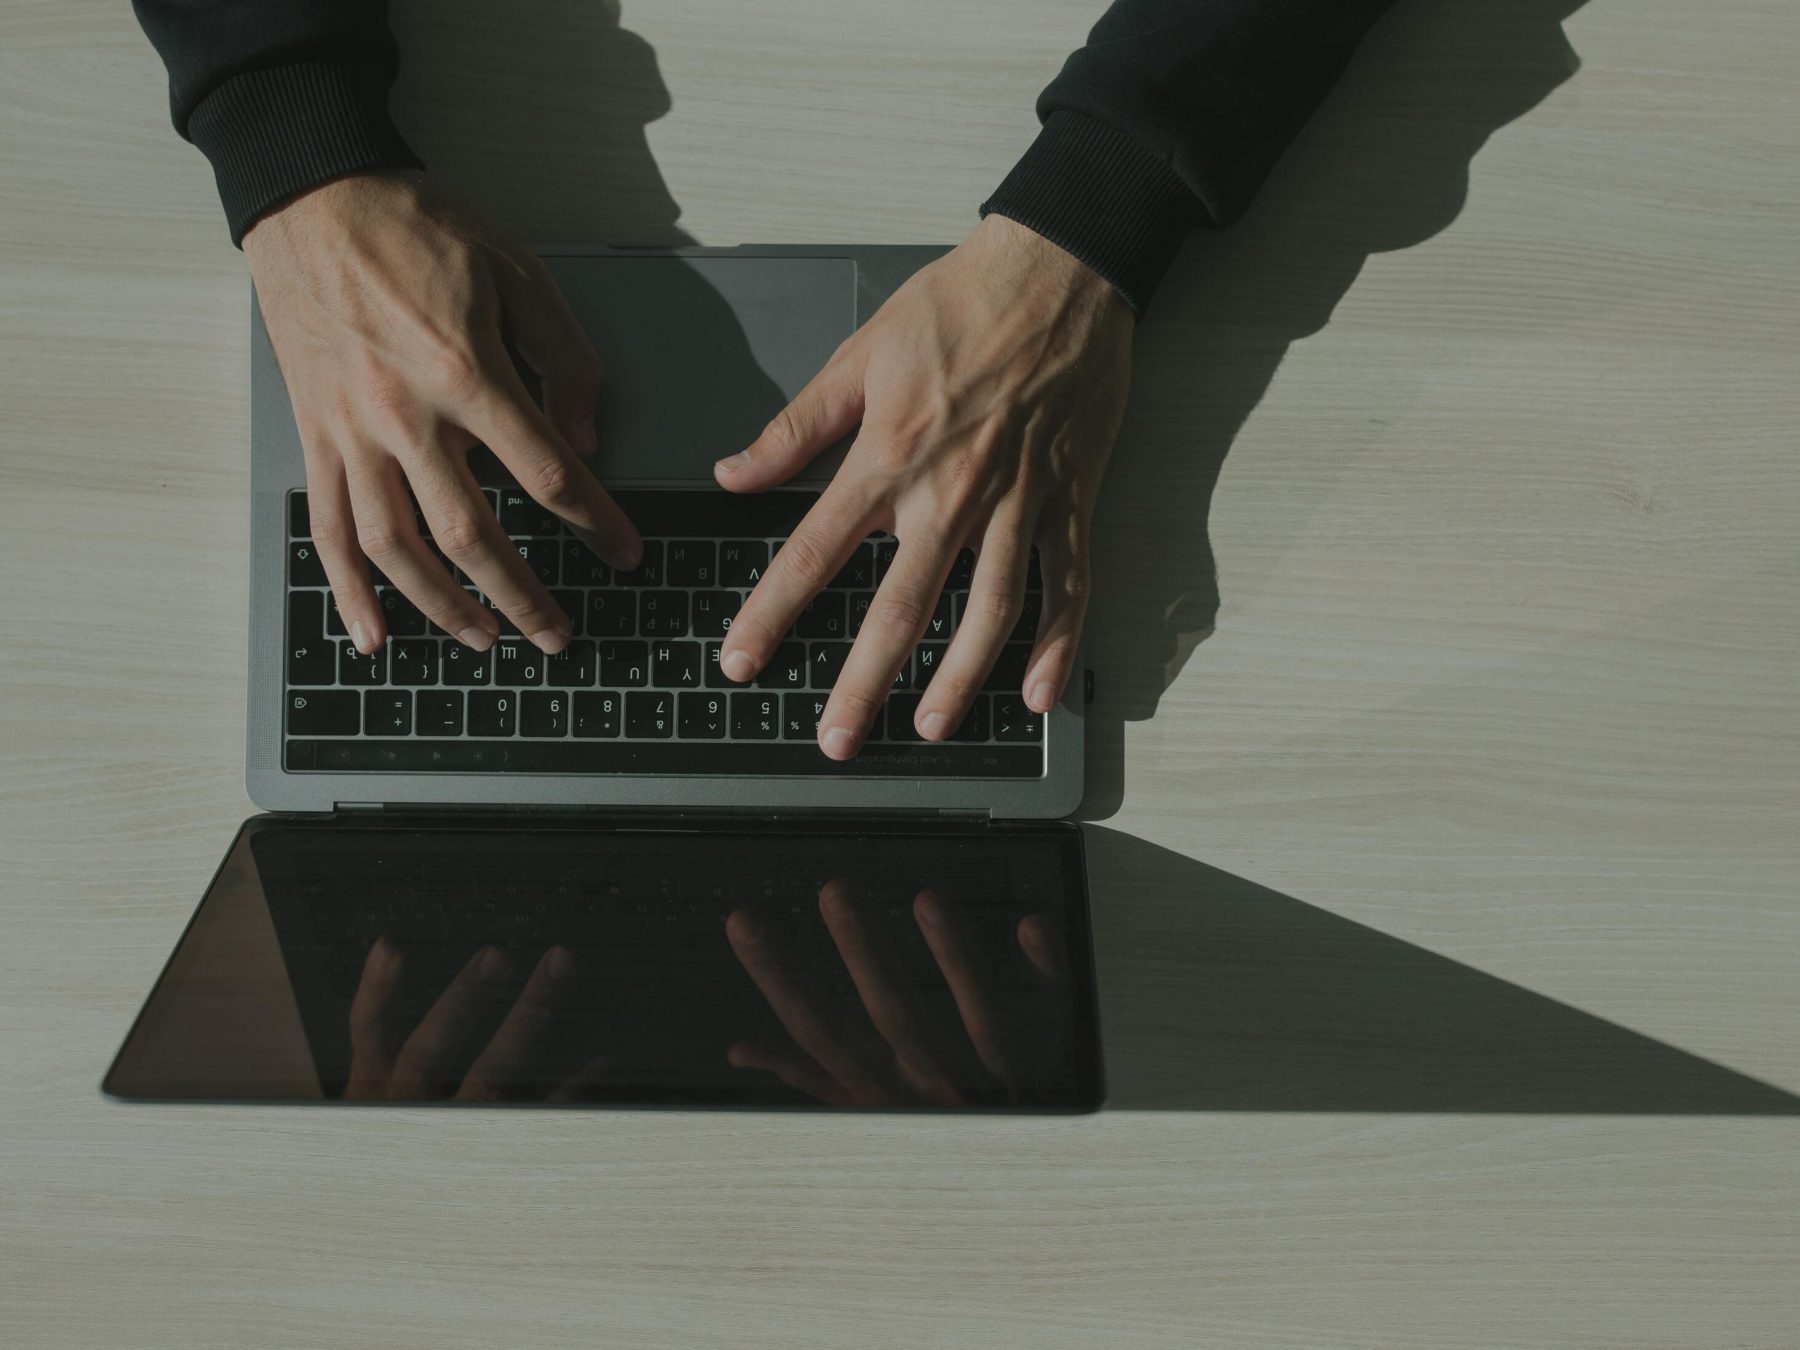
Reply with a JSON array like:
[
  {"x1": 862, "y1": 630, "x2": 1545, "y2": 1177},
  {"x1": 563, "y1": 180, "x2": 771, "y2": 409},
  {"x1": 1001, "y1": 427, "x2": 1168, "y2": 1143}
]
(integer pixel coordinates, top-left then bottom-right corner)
[
  {"x1": 343, "y1": 938, "x2": 594, "y2": 1101},
  {"x1": 246, "y1": 170, "x2": 642, "y2": 658},
  {"x1": 725, "y1": 881, "x2": 1072, "y2": 1107},
  {"x1": 713, "y1": 214, "x2": 1132, "y2": 758}
]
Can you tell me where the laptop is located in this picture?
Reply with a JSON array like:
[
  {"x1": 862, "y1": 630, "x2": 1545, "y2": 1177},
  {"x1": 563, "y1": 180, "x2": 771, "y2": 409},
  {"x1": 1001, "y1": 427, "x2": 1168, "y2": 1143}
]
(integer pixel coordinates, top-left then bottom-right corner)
[{"x1": 104, "y1": 245, "x2": 1103, "y2": 1111}]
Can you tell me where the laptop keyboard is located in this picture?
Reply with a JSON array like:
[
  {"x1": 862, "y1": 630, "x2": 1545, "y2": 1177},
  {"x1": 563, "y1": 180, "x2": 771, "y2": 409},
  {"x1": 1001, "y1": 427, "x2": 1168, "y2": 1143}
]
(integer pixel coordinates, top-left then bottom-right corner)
[{"x1": 282, "y1": 487, "x2": 1047, "y2": 777}]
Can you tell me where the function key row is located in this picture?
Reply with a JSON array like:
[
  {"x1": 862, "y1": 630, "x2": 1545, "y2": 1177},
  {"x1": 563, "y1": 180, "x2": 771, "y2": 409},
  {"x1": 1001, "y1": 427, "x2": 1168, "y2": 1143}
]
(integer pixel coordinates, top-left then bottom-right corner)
[{"x1": 286, "y1": 688, "x2": 1042, "y2": 743}]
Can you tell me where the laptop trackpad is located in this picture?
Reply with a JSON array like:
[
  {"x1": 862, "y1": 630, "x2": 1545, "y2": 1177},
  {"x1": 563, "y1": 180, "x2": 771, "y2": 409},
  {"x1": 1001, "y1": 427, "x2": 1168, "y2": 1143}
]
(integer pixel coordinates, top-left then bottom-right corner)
[{"x1": 544, "y1": 254, "x2": 857, "y2": 485}]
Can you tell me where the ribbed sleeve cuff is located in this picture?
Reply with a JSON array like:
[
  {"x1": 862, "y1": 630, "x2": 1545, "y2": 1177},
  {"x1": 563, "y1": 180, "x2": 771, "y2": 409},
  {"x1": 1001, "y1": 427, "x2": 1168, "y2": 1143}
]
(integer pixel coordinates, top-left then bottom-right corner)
[
  {"x1": 186, "y1": 60, "x2": 423, "y2": 246},
  {"x1": 980, "y1": 111, "x2": 1194, "y2": 315}
]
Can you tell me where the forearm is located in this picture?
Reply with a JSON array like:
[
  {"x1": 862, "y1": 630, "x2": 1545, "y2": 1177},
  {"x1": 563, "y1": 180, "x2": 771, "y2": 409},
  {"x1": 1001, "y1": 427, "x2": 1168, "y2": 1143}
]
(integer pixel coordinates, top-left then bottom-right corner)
[
  {"x1": 982, "y1": 0, "x2": 1403, "y2": 312},
  {"x1": 132, "y1": 0, "x2": 420, "y2": 245}
]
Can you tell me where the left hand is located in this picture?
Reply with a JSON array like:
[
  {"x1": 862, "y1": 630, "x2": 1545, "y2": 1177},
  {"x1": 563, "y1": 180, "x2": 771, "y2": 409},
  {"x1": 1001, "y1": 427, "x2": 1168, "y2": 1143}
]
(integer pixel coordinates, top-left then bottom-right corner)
[{"x1": 714, "y1": 215, "x2": 1134, "y2": 759}]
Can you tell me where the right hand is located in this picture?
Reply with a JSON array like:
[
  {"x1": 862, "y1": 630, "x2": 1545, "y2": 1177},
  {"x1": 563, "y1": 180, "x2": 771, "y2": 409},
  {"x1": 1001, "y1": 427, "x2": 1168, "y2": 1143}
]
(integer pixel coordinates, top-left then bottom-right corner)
[{"x1": 245, "y1": 170, "x2": 642, "y2": 656}]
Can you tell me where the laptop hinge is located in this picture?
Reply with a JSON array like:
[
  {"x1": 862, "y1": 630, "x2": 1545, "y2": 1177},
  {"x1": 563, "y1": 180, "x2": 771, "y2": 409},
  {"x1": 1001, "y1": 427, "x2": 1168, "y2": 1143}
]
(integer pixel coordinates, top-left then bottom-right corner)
[{"x1": 330, "y1": 802, "x2": 994, "y2": 823}]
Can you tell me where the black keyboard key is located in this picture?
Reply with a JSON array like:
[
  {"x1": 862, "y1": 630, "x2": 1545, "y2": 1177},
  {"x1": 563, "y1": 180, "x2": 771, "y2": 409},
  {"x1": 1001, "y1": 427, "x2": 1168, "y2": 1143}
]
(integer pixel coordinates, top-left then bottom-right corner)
[
  {"x1": 338, "y1": 641, "x2": 386, "y2": 686},
  {"x1": 782, "y1": 692, "x2": 829, "y2": 740},
  {"x1": 378, "y1": 588, "x2": 427, "y2": 636},
  {"x1": 983, "y1": 643, "x2": 1032, "y2": 692},
  {"x1": 809, "y1": 641, "x2": 849, "y2": 689},
  {"x1": 325, "y1": 592, "x2": 348, "y2": 638},
  {"x1": 923, "y1": 593, "x2": 954, "y2": 640},
  {"x1": 1013, "y1": 591, "x2": 1041, "y2": 642},
  {"x1": 515, "y1": 538, "x2": 560, "y2": 586},
  {"x1": 288, "y1": 491, "x2": 310, "y2": 538},
  {"x1": 545, "y1": 639, "x2": 597, "y2": 686},
  {"x1": 828, "y1": 543, "x2": 875, "y2": 590},
  {"x1": 585, "y1": 590, "x2": 636, "y2": 637},
  {"x1": 626, "y1": 690, "x2": 675, "y2": 738},
  {"x1": 521, "y1": 690, "x2": 569, "y2": 738},
  {"x1": 287, "y1": 689, "x2": 359, "y2": 736},
  {"x1": 756, "y1": 641, "x2": 808, "y2": 690},
  {"x1": 913, "y1": 642, "x2": 947, "y2": 685},
  {"x1": 889, "y1": 659, "x2": 915, "y2": 692},
  {"x1": 288, "y1": 540, "x2": 326, "y2": 586},
  {"x1": 666, "y1": 540, "x2": 716, "y2": 586},
  {"x1": 363, "y1": 690, "x2": 413, "y2": 736},
  {"x1": 691, "y1": 591, "x2": 741, "y2": 638},
  {"x1": 704, "y1": 642, "x2": 732, "y2": 688},
  {"x1": 287, "y1": 592, "x2": 336, "y2": 686},
  {"x1": 495, "y1": 640, "x2": 545, "y2": 687},
  {"x1": 678, "y1": 691, "x2": 728, "y2": 739},
  {"x1": 796, "y1": 592, "x2": 846, "y2": 639},
  {"x1": 651, "y1": 641, "x2": 702, "y2": 688},
  {"x1": 991, "y1": 695, "x2": 1043, "y2": 742},
  {"x1": 442, "y1": 643, "x2": 491, "y2": 686},
  {"x1": 498, "y1": 488, "x2": 558, "y2": 537},
  {"x1": 468, "y1": 690, "x2": 517, "y2": 736},
  {"x1": 719, "y1": 541, "x2": 767, "y2": 587},
  {"x1": 389, "y1": 639, "x2": 438, "y2": 686},
  {"x1": 600, "y1": 639, "x2": 649, "y2": 687},
  {"x1": 884, "y1": 692, "x2": 923, "y2": 742},
  {"x1": 638, "y1": 589, "x2": 689, "y2": 636},
  {"x1": 948, "y1": 548, "x2": 976, "y2": 589},
  {"x1": 731, "y1": 692, "x2": 780, "y2": 740},
  {"x1": 950, "y1": 694, "x2": 990, "y2": 743},
  {"x1": 561, "y1": 539, "x2": 611, "y2": 587},
  {"x1": 1026, "y1": 548, "x2": 1042, "y2": 592},
  {"x1": 573, "y1": 690, "x2": 621, "y2": 738},
  {"x1": 848, "y1": 591, "x2": 874, "y2": 637},
  {"x1": 549, "y1": 589, "x2": 583, "y2": 635},
  {"x1": 613, "y1": 540, "x2": 664, "y2": 586},
  {"x1": 415, "y1": 690, "x2": 464, "y2": 736},
  {"x1": 874, "y1": 539, "x2": 898, "y2": 578}
]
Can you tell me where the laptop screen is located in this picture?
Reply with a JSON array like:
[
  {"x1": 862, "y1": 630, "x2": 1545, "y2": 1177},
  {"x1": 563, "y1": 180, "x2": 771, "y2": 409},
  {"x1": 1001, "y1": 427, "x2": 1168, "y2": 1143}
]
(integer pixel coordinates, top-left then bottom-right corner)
[{"x1": 104, "y1": 815, "x2": 1101, "y2": 1111}]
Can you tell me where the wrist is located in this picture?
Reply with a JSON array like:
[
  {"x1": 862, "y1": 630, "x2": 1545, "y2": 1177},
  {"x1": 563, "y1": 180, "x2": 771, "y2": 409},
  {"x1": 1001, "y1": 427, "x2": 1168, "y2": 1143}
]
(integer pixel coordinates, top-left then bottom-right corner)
[{"x1": 966, "y1": 213, "x2": 1126, "y2": 318}]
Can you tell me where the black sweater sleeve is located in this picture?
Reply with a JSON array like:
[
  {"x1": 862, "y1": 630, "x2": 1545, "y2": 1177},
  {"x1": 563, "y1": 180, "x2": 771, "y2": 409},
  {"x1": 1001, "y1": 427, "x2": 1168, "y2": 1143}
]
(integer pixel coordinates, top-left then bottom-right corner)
[
  {"x1": 981, "y1": 0, "x2": 1402, "y2": 313},
  {"x1": 133, "y1": 0, "x2": 420, "y2": 246}
]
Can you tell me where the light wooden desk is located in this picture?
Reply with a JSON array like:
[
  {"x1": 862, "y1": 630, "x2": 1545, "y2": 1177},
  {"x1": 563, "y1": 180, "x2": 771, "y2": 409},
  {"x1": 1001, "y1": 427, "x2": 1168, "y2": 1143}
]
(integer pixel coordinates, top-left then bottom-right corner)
[{"x1": 3, "y1": 1, "x2": 1796, "y2": 1345}]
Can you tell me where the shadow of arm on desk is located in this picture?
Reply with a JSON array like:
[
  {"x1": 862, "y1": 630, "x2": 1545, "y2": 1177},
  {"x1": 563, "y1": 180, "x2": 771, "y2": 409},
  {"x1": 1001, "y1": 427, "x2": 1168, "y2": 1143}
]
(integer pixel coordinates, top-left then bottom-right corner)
[
  {"x1": 1081, "y1": 0, "x2": 1590, "y2": 819},
  {"x1": 1086, "y1": 828, "x2": 1800, "y2": 1114}
]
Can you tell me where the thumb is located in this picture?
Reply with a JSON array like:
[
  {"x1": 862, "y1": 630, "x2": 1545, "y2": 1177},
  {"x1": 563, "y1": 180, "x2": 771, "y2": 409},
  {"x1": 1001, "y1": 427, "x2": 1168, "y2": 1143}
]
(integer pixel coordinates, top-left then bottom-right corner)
[
  {"x1": 495, "y1": 254, "x2": 607, "y2": 459},
  {"x1": 716, "y1": 348, "x2": 864, "y2": 492}
]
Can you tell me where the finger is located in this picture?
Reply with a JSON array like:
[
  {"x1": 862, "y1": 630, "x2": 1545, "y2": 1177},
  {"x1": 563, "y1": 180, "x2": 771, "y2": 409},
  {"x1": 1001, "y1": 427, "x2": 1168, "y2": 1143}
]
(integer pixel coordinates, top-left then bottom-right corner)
[
  {"x1": 915, "y1": 889, "x2": 1015, "y2": 1090},
  {"x1": 717, "y1": 471, "x2": 877, "y2": 683},
  {"x1": 725, "y1": 907, "x2": 886, "y2": 1104},
  {"x1": 345, "y1": 936, "x2": 403, "y2": 1098},
  {"x1": 345, "y1": 453, "x2": 499, "y2": 652},
  {"x1": 545, "y1": 1052, "x2": 615, "y2": 1104},
  {"x1": 456, "y1": 945, "x2": 579, "y2": 1103},
  {"x1": 465, "y1": 343, "x2": 642, "y2": 570},
  {"x1": 818, "y1": 880, "x2": 956, "y2": 1096},
  {"x1": 1024, "y1": 508, "x2": 1094, "y2": 714},
  {"x1": 407, "y1": 445, "x2": 574, "y2": 654},
  {"x1": 715, "y1": 346, "x2": 864, "y2": 492},
  {"x1": 388, "y1": 945, "x2": 514, "y2": 1099},
  {"x1": 726, "y1": 1038, "x2": 853, "y2": 1106},
  {"x1": 305, "y1": 451, "x2": 386, "y2": 656},
  {"x1": 1017, "y1": 913, "x2": 1070, "y2": 986},
  {"x1": 492, "y1": 252, "x2": 606, "y2": 460},
  {"x1": 914, "y1": 502, "x2": 1033, "y2": 740},
  {"x1": 816, "y1": 531, "x2": 955, "y2": 761}
]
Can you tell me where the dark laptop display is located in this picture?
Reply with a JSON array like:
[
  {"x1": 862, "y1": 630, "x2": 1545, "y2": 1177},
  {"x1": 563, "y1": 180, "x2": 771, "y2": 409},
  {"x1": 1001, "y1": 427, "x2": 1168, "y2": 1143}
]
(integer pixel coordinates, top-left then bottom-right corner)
[{"x1": 104, "y1": 817, "x2": 1103, "y2": 1112}]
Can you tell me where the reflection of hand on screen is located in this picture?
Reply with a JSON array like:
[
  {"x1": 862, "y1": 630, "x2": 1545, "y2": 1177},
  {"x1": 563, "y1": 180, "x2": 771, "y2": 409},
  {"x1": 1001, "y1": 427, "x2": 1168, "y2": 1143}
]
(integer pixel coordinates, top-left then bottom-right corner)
[
  {"x1": 342, "y1": 937, "x2": 598, "y2": 1102},
  {"x1": 725, "y1": 879, "x2": 1071, "y2": 1107}
]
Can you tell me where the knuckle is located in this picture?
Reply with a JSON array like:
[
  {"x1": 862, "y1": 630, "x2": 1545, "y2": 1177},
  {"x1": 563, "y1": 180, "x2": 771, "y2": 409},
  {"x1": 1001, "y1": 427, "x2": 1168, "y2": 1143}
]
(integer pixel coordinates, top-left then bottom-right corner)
[
  {"x1": 433, "y1": 510, "x2": 489, "y2": 559},
  {"x1": 873, "y1": 588, "x2": 929, "y2": 635},
  {"x1": 829, "y1": 684, "x2": 886, "y2": 723},
  {"x1": 927, "y1": 671, "x2": 981, "y2": 706},
  {"x1": 309, "y1": 512, "x2": 354, "y2": 553},
  {"x1": 777, "y1": 530, "x2": 835, "y2": 585},
  {"x1": 523, "y1": 456, "x2": 578, "y2": 509},
  {"x1": 761, "y1": 404, "x2": 804, "y2": 457},
  {"x1": 354, "y1": 520, "x2": 410, "y2": 562},
  {"x1": 421, "y1": 340, "x2": 486, "y2": 403},
  {"x1": 971, "y1": 587, "x2": 1023, "y2": 628}
]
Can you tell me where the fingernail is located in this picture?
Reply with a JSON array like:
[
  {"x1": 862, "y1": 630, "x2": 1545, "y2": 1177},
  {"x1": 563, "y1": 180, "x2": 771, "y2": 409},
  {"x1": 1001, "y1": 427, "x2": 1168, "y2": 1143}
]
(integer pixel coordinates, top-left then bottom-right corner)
[
  {"x1": 720, "y1": 649, "x2": 755, "y2": 682},
  {"x1": 350, "y1": 620, "x2": 371, "y2": 653},
  {"x1": 915, "y1": 899, "x2": 944, "y2": 931},
  {"x1": 1028, "y1": 679, "x2": 1057, "y2": 712},
  {"x1": 546, "y1": 946, "x2": 576, "y2": 980},
  {"x1": 458, "y1": 624, "x2": 496, "y2": 652},
  {"x1": 479, "y1": 947, "x2": 510, "y2": 980},
  {"x1": 919, "y1": 710, "x2": 951, "y2": 740},
  {"x1": 715, "y1": 450, "x2": 751, "y2": 473},
  {"x1": 608, "y1": 541, "x2": 643, "y2": 571},
  {"x1": 575, "y1": 415, "x2": 598, "y2": 458},
  {"x1": 530, "y1": 627, "x2": 570, "y2": 655},
  {"x1": 821, "y1": 726, "x2": 859, "y2": 760},
  {"x1": 374, "y1": 937, "x2": 401, "y2": 971}
]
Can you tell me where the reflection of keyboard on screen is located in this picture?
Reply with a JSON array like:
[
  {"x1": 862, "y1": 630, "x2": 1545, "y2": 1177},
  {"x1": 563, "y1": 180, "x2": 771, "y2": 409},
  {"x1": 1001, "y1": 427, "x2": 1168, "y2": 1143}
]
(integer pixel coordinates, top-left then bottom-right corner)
[{"x1": 282, "y1": 486, "x2": 1046, "y2": 776}]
